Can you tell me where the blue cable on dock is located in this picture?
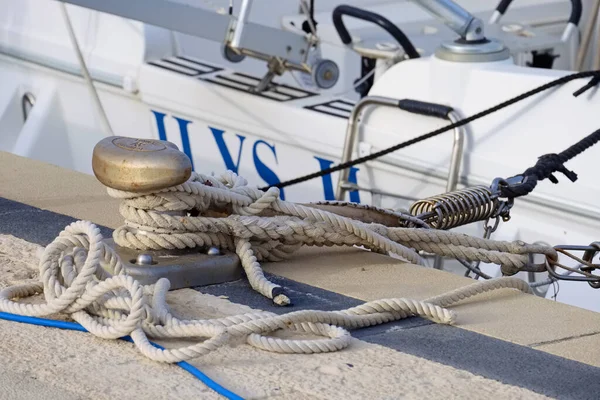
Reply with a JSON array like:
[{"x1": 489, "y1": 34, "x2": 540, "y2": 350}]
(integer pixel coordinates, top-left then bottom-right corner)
[{"x1": 0, "y1": 312, "x2": 244, "y2": 400}]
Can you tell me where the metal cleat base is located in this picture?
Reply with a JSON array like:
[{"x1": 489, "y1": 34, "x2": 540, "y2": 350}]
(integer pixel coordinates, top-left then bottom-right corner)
[{"x1": 104, "y1": 239, "x2": 243, "y2": 290}]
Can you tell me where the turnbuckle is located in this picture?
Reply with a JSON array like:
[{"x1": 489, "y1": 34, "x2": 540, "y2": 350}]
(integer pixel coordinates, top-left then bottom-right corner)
[{"x1": 544, "y1": 243, "x2": 600, "y2": 288}]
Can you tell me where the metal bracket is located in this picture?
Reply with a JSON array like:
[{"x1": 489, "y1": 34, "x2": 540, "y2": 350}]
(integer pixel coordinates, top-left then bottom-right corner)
[
  {"x1": 542, "y1": 243, "x2": 600, "y2": 288},
  {"x1": 58, "y1": 0, "x2": 311, "y2": 66},
  {"x1": 104, "y1": 239, "x2": 243, "y2": 290},
  {"x1": 59, "y1": 0, "x2": 338, "y2": 91},
  {"x1": 412, "y1": 0, "x2": 485, "y2": 41},
  {"x1": 336, "y1": 97, "x2": 466, "y2": 202},
  {"x1": 251, "y1": 57, "x2": 286, "y2": 93}
]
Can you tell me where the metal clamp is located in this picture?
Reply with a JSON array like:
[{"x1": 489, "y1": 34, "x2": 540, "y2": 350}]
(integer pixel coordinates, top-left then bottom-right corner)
[
  {"x1": 490, "y1": 175, "x2": 524, "y2": 195},
  {"x1": 488, "y1": 176, "x2": 518, "y2": 221}
]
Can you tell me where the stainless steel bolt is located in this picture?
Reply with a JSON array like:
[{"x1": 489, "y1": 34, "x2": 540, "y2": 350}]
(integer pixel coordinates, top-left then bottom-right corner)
[
  {"x1": 136, "y1": 253, "x2": 154, "y2": 265},
  {"x1": 207, "y1": 247, "x2": 221, "y2": 256}
]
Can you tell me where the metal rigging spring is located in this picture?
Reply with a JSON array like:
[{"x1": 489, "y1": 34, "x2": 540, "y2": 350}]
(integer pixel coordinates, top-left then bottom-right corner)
[{"x1": 409, "y1": 186, "x2": 499, "y2": 230}]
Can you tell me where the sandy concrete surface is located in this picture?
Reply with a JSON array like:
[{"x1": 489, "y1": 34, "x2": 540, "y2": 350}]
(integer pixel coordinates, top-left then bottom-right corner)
[
  {"x1": 2, "y1": 150, "x2": 600, "y2": 369},
  {"x1": 0, "y1": 152, "x2": 121, "y2": 228},
  {"x1": 0, "y1": 234, "x2": 550, "y2": 400},
  {"x1": 535, "y1": 333, "x2": 600, "y2": 368},
  {"x1": 262, "y1": 246, "x2": 600, "y2": 362}
]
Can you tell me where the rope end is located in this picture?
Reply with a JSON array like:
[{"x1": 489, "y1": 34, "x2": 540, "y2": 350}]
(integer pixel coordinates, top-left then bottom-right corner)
[
  {"x1": 273, "y1": 294, "x2": 291, "y2": 306},
  {"x1": 573, "y1": 75, "x2": 600, "y2": 97}
]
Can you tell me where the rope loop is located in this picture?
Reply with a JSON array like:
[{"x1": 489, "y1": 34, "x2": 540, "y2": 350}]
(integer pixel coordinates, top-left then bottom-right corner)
[{"x1": 0, "y1": 170, "x2": 544, "y2": 363}]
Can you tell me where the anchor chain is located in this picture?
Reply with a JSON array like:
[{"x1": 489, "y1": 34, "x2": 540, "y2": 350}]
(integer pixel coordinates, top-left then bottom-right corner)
[{"x1": 461, "y1": 216, "x2": 501, "y2": 280}]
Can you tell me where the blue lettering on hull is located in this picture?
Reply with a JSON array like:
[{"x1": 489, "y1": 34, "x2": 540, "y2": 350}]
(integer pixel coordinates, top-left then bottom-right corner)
[
  {"x1": 253, "y1": 140, "x2": 286, "y2": 200},
  {"x1": 209, "y1": 127, "x2": 246, "y2": 173},
  {"x1": 151, "y1": 109, "x2": 360, "y2": 203},
  {"x1": 314, "y1": 157, "x2": 360, "y2": 203},
  {"x1": 152, "y1": 111, "x2": 194, "y2": 170}
]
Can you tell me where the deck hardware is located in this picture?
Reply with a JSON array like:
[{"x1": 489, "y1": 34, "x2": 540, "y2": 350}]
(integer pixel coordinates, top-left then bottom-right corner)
[
  {"x1": 22, "y1": 92, "x2": 36, "y2": 123},
  {"x1": 312, "y1": 59, "x2": 339, "y2": 89},
  {"x1": 93, "y1": 135, "x2": 242, "y2": 288},
  {"x1": 336, "y1": 97, "x2": 466, "y2": 202},
  {"x1": 136, "y1": 253, "x2": 155, "y2": 265},
  {"x1": 105, "y1": 239, "x2": 242, "y2": 290},
  {"x1": 92, "y1": 136, "x2": 192, "y2": 192},
  {"x1": 544, "y1": 244, "x2": 600, "y2": 288}
]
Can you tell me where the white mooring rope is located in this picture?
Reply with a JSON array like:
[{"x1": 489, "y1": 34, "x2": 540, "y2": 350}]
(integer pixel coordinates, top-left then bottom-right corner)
[{"x1": 0, "y1": 170, "x2": 549, "y2": 363}]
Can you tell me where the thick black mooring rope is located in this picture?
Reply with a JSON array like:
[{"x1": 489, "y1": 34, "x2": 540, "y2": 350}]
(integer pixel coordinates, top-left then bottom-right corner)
[
  {"x1": 498, "y1": 128, "x2": 600, "y2": 198},
  {"x1": 260, "y1": 70, "x2": 600, "y2": 191}
]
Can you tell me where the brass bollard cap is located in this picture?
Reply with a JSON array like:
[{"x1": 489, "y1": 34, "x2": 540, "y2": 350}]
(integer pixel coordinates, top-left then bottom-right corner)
[{"x1": 92, "y1": 136, "x2": 192, "y2": 192}]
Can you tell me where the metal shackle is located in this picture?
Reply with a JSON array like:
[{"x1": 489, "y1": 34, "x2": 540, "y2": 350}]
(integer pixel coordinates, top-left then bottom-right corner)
[{"x1": 92, "y1": 136, "x2": 192, "y2": 192}]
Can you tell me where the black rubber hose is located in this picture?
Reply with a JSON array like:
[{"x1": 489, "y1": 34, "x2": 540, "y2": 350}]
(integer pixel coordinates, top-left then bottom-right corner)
[
  {"x1": 495, "y1": 0, "x2": 581, "y2": 25},
  {"x1": 569, "y1": 0, "x2": 583, "y2": 25},
  {"x1": 495, "y1": 0, "x2": 513, "y2": 15},
  {"x1": 332, "y1": 5, "x2": 420, "y2": 59}
]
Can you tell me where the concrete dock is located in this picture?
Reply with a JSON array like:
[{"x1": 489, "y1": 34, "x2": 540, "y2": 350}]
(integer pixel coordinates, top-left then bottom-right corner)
[{"x1": 1, "y1": 151, "x2": 600, "y2": 399}]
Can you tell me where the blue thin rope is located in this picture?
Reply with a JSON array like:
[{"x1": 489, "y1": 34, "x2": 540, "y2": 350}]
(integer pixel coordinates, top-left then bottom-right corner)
[{"x1": 0, "y1": 312, "x2": 244, "y2": 400}]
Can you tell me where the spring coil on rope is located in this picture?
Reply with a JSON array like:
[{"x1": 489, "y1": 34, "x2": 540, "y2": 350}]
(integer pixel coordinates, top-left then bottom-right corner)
[{"x1": 409, "y1": 186, "x2": 499, "y2": 230}]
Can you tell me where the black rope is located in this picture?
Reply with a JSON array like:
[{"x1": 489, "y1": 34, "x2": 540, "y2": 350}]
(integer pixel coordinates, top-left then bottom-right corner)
[
  {"x1": 301, "y1": 0, "x2": 317, "y2": 34},
  {"x1": 499, "y1": 128, "x2": 600, "y2": 198},
  {"x1": 260, "y1": 70, "x2": 600, "y2": 191},
  {"x1": 573, "y1": 75, "x2": 600, "y2": 97}
]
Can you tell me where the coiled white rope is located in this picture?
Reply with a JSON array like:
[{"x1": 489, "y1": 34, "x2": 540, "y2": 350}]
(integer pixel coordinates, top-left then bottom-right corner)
[
  {"x1": 0, "y1": 170, "x2": 544, "y2": 363},
  {"x1": 109, "y1": 170, "x2": 554, "y2": 304},
  {"x1": 0, "y1": 220, "x2": 532, "y2": 363}
]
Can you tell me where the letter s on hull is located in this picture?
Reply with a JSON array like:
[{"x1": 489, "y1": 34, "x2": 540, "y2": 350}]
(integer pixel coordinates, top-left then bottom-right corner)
[{"x1": 253, "y1": 140, "x2": 285, "y2": 200}]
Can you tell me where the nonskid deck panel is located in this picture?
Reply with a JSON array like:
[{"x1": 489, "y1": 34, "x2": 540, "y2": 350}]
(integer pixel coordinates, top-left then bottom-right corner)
[
  {"x1": 2, "y1": 196, "x2": 600, "y2": 399},
  {"x1": 146, "y1": 56, "x2": 355, "y2": 118}
]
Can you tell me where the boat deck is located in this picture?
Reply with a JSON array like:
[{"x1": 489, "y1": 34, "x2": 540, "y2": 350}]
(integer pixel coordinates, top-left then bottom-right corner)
[{"x1": 1, "y1": 151, "x2": 600, "y2": 399}]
